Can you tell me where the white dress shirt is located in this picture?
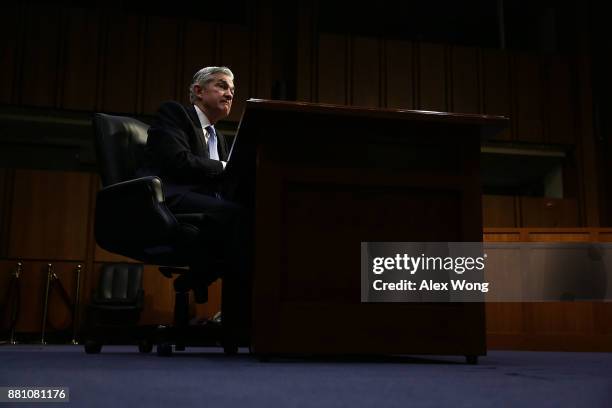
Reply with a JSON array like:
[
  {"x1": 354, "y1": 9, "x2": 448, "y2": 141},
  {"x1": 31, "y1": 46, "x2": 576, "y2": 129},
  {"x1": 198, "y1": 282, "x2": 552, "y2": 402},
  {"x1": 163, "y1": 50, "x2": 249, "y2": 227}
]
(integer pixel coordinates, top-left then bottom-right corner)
[{"x1": 194, "y1": 105, "x2": 226, "y2": 169}]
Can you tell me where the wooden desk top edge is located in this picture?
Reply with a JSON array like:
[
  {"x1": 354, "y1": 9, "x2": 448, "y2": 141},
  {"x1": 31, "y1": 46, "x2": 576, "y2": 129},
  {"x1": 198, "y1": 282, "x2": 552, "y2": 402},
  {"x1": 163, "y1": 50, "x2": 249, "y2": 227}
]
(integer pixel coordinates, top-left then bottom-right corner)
[{"x1": 245, "y1": 98, "x2": 509, "y2": 127}]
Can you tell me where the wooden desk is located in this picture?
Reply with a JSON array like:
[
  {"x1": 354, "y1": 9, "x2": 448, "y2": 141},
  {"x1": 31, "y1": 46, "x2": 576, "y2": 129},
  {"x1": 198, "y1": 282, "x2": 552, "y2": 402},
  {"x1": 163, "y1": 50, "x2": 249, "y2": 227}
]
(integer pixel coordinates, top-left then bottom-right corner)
[{"x1": 228, "y1": 99, "x2": 507, "y2": 358}]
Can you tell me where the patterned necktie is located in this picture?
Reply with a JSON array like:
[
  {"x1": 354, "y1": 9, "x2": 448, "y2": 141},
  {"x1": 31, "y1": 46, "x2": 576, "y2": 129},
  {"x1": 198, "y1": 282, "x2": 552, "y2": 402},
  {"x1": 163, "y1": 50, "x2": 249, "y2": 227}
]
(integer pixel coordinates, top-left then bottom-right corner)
[{"x1": 206, "y1": 125, "x2": 219, "y2": 160}]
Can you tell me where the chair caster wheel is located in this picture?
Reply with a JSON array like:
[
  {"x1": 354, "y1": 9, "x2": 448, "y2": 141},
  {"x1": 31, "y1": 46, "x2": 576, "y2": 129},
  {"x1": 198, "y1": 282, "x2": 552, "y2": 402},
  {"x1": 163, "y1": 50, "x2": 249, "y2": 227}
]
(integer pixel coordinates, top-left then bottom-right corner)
[
  {"x1": 84, "y1": 340, "x2": 102, "y2": 354},
  {"x1": 157, "y1": 343, "x2": 173, "y2": 357},
  {"x1": 138, "y1": 340, "x2": 153, "y2": 353}
]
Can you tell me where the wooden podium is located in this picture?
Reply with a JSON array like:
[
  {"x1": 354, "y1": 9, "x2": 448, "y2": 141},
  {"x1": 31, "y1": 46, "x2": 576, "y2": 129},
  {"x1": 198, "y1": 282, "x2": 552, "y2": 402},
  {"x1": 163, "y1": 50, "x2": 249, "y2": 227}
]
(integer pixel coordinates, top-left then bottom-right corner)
[{"x1": 226, "y1": 99, "x2": 508, "y2": 360}]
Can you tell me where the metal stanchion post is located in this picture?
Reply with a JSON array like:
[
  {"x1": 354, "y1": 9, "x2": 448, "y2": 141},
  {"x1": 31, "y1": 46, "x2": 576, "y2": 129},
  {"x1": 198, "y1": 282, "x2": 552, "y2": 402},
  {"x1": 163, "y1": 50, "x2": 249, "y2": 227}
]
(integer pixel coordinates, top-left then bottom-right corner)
[
  {"x1": 40, "y1": 263, "x2": 53, "y2": 345},
  {"x1": 71, "y1": 264, "x2": 82, "y2": 345},
  {"x1": 8, "y1": 261, "x2": 23, "y2": 345}
]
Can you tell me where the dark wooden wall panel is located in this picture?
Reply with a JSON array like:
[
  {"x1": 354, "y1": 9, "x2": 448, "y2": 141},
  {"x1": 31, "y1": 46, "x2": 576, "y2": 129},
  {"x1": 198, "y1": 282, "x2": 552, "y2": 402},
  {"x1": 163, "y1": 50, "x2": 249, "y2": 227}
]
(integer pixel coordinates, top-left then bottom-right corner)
[
  {"x1": 94, "y1": 244, "x2": 136, "y2": 263},
  {"x1": 0, "y1": 169, "x2": 5, "y2": 255},
  {"x1": 296, "y1": 0, "x2": 315, "y2": 102},
  {"x1": 100, "y1": 14, "x2": 142, "y2": 114},
  {"x1": 8, "y1": 170, "x2": 92, "y2": 260},
  {"x1": 317, "y1": 34, "x2": 347, "y2": 105},
  {"x1": 483, "y1": 225, "x2": 523, "y2": 355},
  {"x1": 0, "y1": 5, "x2": 20, "y2": 104},
  {"x1": 546, "y1": 57, "x2": 575, "y2": 145},
  {"x1": 513, "y1": 54, "x2": 545, "y2": 142},
  {"x1": 418, "y1": 42, "x2": 447, "y2": 111},
  {"x1": 351, "y1": 37, "x2": 380, "y2": 107},
  {"x1": 179, "y1": 21, "x2": 217, "y2": 104},
  {"x1": 254, "y1": 5, "x2": 273, "y2": 100},
  {"x1": 220, "y1": 25, "x2": 251, "y2": 122},
  {"x1": 141, "y1": 17, "x2": 180, "y2": 115},
  {"x1": 591, "y1": 228, "x2": 612, "y2": 336},
  {"x1": 385, "y1": 40, "x2": 414, "y2": 109},
  {"x1": 520, "y1": 197, "x2": 579, "y2": 227},
  {"x1": 0, "y1": 260, "x2": 15, "y2": 331},
  {"x1": 594, "y1": 302, "x2": 612, "y2": 336},
  {"x1": 0, "y1": 169, "x2": 13, "y2": 258},
  {"x1": 485, "y1": 229, "x2": 612, "y2": 351},
  {"x1": 20, "y1": 4, "x2": 62, "y2": 107},
  {"x1": 575, "y1": 55, "x2": 599, "y2": 227},
  {"x1": 482, "y1": 49, "x2": 512, "y2": 140},
  {"x1": 486, "y1": 303, "x2": 525, "y2": 335},
  {"x1": 528, "y1": 231, "x2": 590, "y2": 242},
  {"x1": 61, "y1": 8, "x2": 101, "y2": 111},
  {"x1": 451, "y1": 46, "x2": 480, "y2": 114},
  {"x1": 482, "y1": 195, "x2": 517, "y2": 227},
  {"x1": 531, "y1": 303, "x2": 594, "y2": 334}
]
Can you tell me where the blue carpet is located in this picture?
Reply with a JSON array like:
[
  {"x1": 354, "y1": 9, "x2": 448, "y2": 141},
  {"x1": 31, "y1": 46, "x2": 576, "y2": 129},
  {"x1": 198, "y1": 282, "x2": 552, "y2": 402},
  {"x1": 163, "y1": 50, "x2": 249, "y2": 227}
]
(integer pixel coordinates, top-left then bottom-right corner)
[{"x1": 1, "y1": 345, "x2": 611, "y2": 407}]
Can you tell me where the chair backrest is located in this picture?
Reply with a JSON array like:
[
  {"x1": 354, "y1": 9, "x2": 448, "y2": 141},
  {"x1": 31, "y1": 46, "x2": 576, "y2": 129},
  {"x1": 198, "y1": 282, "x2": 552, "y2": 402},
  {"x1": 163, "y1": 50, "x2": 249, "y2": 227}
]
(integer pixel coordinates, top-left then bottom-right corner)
[
  {"x1": 95, "y1": 263, "x2": 143, "y2": 302},
  {"x1": 93, "y1": 113, "x2": 149, "y2": 187}
]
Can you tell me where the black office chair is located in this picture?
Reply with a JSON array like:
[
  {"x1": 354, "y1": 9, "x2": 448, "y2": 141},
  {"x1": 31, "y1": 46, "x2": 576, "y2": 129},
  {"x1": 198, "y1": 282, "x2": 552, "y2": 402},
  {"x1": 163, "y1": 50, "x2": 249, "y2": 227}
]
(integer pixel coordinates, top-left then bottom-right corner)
[
  {"x1": 92, "y1": 113, "x2": 238, "y2": 355},
  {"x1": 83, "y1": 263, "x2": 151, "y2": 354}
]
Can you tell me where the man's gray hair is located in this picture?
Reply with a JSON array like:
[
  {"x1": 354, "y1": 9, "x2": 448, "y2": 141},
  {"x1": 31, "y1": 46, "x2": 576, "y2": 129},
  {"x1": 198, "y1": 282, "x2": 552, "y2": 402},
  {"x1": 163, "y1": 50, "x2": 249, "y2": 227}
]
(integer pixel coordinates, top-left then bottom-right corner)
[{"x1": 189, "y1": 66, "x2": 234, "y2": 103}]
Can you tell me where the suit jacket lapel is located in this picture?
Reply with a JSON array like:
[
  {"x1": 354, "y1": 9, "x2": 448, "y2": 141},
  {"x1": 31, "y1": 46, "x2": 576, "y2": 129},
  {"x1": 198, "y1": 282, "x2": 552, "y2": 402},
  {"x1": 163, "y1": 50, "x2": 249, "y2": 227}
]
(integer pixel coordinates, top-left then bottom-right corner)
[{"x1": 186, "y1": 105, "x2": 209, "y2": 158}]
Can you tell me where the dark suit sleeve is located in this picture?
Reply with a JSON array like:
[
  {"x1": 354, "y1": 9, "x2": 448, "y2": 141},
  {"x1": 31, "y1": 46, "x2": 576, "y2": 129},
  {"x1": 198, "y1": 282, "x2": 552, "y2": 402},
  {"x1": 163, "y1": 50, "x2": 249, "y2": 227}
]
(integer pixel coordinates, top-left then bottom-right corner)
[{"x1": 147, "y1": 101, "x2": 224, "y2": 183}]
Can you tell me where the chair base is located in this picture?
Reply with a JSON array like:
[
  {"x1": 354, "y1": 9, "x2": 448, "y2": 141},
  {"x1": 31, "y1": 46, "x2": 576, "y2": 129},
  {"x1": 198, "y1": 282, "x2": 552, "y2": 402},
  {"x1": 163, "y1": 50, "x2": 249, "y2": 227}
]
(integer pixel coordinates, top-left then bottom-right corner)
[
  {"x1": 155, "y1": 322, "x2": 223, "y2": 356},
  {"x1": 153, "y1": 277, "x2": 250, "y2": 356},
  {"x1": 83, "y1": 323, "x2": 157, "y2": 354}
]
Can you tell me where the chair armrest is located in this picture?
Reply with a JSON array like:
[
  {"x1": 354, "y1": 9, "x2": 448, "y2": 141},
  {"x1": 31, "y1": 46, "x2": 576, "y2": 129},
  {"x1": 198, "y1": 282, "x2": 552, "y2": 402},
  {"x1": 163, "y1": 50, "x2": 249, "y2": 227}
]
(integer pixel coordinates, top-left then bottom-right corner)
[{"x1": 94, "y1": 176, "x2": 179, "y2": 253}]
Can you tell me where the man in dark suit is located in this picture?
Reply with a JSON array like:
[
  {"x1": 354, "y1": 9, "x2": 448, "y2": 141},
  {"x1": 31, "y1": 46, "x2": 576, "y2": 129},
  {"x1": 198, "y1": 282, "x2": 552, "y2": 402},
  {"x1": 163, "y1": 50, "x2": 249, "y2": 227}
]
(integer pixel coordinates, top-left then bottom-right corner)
[
  {"x1": 146, "y1": 66, "x2": 234, "y2": 207},
  {"x1": 145, "y1": 67, "x2": 250, "y2": 313}
]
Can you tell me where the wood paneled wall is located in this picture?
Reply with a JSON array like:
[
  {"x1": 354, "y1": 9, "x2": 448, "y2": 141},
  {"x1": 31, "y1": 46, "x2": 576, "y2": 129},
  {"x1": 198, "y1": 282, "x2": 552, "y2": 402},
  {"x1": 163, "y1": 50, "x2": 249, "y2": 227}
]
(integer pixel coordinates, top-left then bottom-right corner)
[
  {"x1": 483, "y1": 195, "x2": 580, "y2": 228},
  {"x1": 482, "y1": 50, "x2": 512, "y2": 140},
  {"x1": 1, "y1": 4, "x2": 271, "y2": 118},
  {"x1": 298, "y1": 31, "x2": 594, "y2": 223},
  {"x1": 298, "y1": 33, "x2": 580, "y2": 147},
  {"x1": 484, "y1": 228, "x2": 612, "y2": 351},
  {"x1": 8, "y1": 170, "x2": 92, "y2": 260},
  {"x1": 0, "y1": 169, "x2": 13, "y2": 259}
]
